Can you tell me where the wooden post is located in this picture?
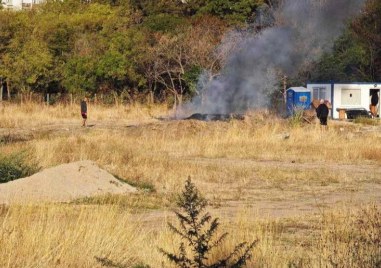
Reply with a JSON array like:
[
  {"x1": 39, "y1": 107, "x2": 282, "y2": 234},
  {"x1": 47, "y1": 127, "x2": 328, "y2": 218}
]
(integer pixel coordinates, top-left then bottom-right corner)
[
  {"x1": 47, "y1": 93, "x2": 50, "y2": 105},
  {"x1": 283, "y1": 75, "x2": 287, "y2": 104},
  {"x1": 113, "y1": 92, "x2": 118, "y2": 107},
  {"x1": 70, "y1": 93, "x2": 73, "y2": 106},
  {"x1": 0, "y1": 77, "x2": 3, "y2": 103},
  {"x1": 6, "y1": 79, "x2": 10, "y2": 101},
  {"x1": 94, "y1": 93, "x2": 97, "y2": 105}
]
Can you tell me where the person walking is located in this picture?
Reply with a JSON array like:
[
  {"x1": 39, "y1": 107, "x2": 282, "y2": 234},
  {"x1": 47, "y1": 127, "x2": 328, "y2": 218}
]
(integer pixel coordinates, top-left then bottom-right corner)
[
  {"x1": 80, "y1": 97, "x2": 88, "y2": 127},
  {"x1": 316, "y1": 99, "x2": 329, "y2": 127}
]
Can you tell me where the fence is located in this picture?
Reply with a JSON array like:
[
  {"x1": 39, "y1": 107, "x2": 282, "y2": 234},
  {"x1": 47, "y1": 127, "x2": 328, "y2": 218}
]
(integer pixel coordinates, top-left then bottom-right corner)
[{"x1": 0, "y1": 92, "x2": 154, "y2": 106}]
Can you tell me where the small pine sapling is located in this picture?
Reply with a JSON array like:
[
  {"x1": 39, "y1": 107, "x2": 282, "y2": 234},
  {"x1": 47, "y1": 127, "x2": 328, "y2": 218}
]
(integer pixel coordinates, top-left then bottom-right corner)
[{"x1": 160, "y1": 178, "x2": 258, "y2": 268}]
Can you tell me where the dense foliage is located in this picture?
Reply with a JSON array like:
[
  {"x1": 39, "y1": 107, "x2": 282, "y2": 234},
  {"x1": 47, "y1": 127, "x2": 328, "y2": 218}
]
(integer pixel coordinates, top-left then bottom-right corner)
[
  {"x1": 0, "y1": 0, "x2": 380, "y2": 104},
  {"x1": 305, "y1": 0, "x2": 381, "y2": 83}
]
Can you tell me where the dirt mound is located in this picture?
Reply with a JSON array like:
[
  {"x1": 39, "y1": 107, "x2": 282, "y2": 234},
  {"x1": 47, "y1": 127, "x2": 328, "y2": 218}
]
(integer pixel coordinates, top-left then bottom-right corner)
[{"x1": 0, "y1": 160, "x2": 136, "y2": 204}]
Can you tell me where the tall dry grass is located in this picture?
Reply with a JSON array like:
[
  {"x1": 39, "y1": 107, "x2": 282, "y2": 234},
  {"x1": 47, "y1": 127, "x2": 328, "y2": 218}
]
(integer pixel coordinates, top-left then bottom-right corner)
[
  {"x1": 1, "y1": 203, "x2": 379, "y2": 267},
  {"x1": 19, "y1": 115, "x2": 381, "y2": 192},
  {"x1": 0, "y1": 103, "x2": 380, "y2": 267},
  {"x1": 0, "y1": 102, "x2": 168, "y2": 128},
  {"x1": 0, "y1": 203, "x2": 282, "y2": 267},
  {"x1": 0, "y1": 204, "x2": 163, "y2": 267},
  {"x1": 1, "y1": 103, "x2": 380, "y2": 204},
  {"x1": 317, "y1": 205, "x2": 381, "y2": 267}
]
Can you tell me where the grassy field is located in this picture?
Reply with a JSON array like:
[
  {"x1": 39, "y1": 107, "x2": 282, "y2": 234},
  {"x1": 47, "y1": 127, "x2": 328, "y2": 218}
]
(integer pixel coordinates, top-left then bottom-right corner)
[{"x1": 0, "y1": 102, "x2": 380, "y2": 267}]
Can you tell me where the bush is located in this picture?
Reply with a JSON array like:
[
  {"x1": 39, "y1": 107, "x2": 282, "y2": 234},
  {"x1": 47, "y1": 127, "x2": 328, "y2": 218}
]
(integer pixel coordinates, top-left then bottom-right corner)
[
  {"x1": 0, "y1": 151, "x2": 40, "y2": 183},
  {"x1": 288, "y1": 109, "x2": 305, "y2": 127},
  {"x1": 159, "y1": 178, "x2": 257, "y2": 268}
]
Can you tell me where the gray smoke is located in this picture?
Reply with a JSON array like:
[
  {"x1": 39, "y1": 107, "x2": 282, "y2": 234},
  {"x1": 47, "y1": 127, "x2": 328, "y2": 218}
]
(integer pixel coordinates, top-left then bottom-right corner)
[{"x1": 192, "y1": 0, "x2": 365, "y2": 114}]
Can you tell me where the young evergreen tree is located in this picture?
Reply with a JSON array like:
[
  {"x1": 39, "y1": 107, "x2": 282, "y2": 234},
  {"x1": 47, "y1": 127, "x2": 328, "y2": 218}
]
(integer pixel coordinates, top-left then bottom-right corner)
[{"x1": 160, "y1": 178, "x2": 257, "y2": 268}]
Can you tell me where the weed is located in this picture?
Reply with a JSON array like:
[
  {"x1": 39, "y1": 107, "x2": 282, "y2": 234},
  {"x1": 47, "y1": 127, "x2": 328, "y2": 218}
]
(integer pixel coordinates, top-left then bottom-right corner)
[
  {"x1": 72, "y1": 193, "x2": 169, "y2": 210},
  {"x1": 114, "y1": 175, "x2": 156, "y2": 193},
  {"x1": 288, "y1": 109, "x2": 305, "y2": 127},
  {"x1": 0, "y1": 151, "x2": 40, "y2": 183}
]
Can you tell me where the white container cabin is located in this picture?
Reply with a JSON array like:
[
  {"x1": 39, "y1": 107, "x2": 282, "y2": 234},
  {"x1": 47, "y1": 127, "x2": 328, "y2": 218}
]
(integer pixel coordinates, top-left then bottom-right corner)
[{"x1": 307, "y1": 82, "x2": 381, "y2": 119}]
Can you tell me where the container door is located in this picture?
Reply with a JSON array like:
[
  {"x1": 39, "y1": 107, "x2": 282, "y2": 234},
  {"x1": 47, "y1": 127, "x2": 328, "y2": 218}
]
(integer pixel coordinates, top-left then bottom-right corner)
[
  {"x1": 294, "y1": 92, "x2": 310, "y2": 110},
  {"x1": 286, "y1": 90, "x2": 294, "y2": 116},
  {"x1": 341, "y1": 89, "x2": 361, "y2": 106}
]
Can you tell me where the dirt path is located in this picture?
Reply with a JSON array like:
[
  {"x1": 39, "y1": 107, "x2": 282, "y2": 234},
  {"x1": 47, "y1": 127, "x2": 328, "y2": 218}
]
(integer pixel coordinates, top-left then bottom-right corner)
[
  {"x1": 0, "y1": 119, "x2": 160, "y2": 143},
  {"x1": 185, "y1": 156, "x2": 381, "y2": 174},
  {"x1": 179, "y1": 156, "x2": 381, "y2": 220},
  {"x1": 136, "y1": 155, "x2": 381, "y2": 225}
]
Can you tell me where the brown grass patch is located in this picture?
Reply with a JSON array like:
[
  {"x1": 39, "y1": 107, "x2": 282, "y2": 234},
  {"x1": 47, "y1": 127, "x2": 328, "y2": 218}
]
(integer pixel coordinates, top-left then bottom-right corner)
[{"x1": 0, "y1": 103, "x2": 380, "y2": 267}]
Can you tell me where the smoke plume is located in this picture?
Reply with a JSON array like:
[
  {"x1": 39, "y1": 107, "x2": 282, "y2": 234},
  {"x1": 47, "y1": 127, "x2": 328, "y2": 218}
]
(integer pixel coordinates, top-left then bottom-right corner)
[{"x1": 192, "y1": 0, "x2": 366, "y2": 114}]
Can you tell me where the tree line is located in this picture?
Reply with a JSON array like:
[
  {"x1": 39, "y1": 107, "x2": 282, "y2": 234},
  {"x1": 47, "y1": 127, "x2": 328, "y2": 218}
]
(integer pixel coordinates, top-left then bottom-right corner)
[{"x1": 0, "y1": 0, "x2": 380, "y2": 106}]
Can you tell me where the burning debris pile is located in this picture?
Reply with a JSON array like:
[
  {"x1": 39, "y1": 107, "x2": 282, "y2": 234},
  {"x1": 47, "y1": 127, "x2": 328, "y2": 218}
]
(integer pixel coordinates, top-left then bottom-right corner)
[
  {"x1": 187, "y1": 0, "x2": 366, "y2": 115},
  {"x1": 185, "y1": 113, "x2": 245, "y2": 121}
]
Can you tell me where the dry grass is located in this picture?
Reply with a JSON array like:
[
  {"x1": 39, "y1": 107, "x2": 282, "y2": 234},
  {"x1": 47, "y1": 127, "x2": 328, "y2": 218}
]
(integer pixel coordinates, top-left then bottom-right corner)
[
  {"x1": 0, "y1": 103, "x2": 380, "y2": 267},
  {"x1": 0, "y1": 204, "x2": 161, "y2": 267},
  {"x1": 0, "y1": 102, "x2": 167, "y2": 128},
  {"x1": 317, "y1": 205, "x2": 381, "y2": 267},
  {"x1": 1, "y1": 203, "x2": 379, "y2": 267}
]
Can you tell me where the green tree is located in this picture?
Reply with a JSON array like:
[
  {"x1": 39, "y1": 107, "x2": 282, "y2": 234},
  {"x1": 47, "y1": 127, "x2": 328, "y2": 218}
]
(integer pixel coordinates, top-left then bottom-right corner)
[
  {"x1": 199, "y1": 0, "x2": 264, "y2": 24},
  {"x1": 351, "y1": 0, "x2": 381, "y2": 81},
  {"x1": 160, "y1": 178, "x2": 257, "y2": 268},
  {"x1": 307, "y1": 0, "x2": 381, "y2": 83},
  {"x1": 62, "y1": 55, "x2": 96, "y2": 94},
  {"x1": 2, "y1": 37, "x2": 53, "y2": 93},
  {"x1": 310, "y1": 31, "x2": 371, "y2": 82},
  {"x1": 130, "y1": 0, "x2": 183, "y2": 16}
]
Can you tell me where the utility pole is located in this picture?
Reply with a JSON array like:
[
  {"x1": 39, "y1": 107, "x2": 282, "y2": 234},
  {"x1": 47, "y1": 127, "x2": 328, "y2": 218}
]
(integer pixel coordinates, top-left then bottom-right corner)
[{"x1": 283, "y1": 75, "x2": 287, "y2": 104}]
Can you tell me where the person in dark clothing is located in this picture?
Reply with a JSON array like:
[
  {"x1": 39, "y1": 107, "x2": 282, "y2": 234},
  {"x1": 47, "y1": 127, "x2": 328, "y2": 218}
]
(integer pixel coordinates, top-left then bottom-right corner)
[
  {"x1": 316, "y1": 99, "x2": 329, "y2": 126},
  {"x1": 370, "y1": 91, "x2": 379, "y2": 117},
  {"x1": 80, "y1": 97, "x2": 88, "y2": 127}
]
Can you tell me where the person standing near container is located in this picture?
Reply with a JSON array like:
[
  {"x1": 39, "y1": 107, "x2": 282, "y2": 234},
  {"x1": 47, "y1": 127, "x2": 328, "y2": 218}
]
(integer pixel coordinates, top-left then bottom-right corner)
[
  {"x1": 316, "y1": 99, "x2": 329, "y2": 127},
  {"x1": 370, "y1": 91, "x2": 379, "y2": 118},
  {"x1": 80, "y1": 97, "x2": 88, "y2": 127}
]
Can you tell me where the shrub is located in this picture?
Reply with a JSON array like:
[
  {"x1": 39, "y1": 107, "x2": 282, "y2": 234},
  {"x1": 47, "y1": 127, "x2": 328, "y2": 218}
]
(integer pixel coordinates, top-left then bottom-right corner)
[
  {"x1": 288, "y1": 108, "x2": 305, "y2": 127},
  {"x1": 0, "y1": 151, "x2": 40, "y2": 183},
  {"x1": 159, "y1": 178, "x2": 257, "y2": 268}
]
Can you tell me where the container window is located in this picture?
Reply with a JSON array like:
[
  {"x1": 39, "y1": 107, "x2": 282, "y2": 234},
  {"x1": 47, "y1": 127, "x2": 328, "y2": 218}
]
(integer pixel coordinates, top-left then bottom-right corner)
[{"x1": 313, "y1": 87, "x2": 326, "y2": 100}]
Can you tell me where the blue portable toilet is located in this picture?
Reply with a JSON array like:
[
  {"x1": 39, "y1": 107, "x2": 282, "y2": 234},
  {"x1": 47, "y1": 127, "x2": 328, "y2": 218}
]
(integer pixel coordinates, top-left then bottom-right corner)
[{"x1": 286, "y1": 87, "x2": 311, "y2": 116}]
